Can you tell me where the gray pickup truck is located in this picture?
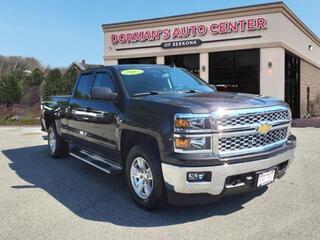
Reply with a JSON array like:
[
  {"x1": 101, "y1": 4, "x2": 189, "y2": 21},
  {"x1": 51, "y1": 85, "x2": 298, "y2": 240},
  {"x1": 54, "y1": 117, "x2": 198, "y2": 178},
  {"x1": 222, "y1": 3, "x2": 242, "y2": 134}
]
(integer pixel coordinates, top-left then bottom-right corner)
[{"x1": 41, "y1": 65, "x2": 296, "y2": 210}]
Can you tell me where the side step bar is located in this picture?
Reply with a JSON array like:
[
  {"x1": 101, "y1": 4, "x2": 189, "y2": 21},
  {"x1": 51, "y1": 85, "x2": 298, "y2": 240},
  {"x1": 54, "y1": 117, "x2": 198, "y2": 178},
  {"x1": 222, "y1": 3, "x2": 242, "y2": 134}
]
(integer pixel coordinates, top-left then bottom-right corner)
[{"x1": 70, "y1": 149, "x2": 122, "y2": 174}]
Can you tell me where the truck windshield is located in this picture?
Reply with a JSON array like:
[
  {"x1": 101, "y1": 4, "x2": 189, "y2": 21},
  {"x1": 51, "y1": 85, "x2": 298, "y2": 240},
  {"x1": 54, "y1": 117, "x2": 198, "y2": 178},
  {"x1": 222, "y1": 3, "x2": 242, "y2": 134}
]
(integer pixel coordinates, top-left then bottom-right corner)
[{"x1": 117, "y1": 66, "x2": 214, "y2": 97}]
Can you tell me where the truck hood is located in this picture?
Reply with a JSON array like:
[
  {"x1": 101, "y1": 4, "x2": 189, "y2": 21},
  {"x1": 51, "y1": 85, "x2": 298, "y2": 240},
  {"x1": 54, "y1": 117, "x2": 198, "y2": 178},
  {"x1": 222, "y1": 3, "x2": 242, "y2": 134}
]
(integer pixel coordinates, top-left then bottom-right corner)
[{"x1": 135, "y1": 92, "x2": 287, "y2": 114}]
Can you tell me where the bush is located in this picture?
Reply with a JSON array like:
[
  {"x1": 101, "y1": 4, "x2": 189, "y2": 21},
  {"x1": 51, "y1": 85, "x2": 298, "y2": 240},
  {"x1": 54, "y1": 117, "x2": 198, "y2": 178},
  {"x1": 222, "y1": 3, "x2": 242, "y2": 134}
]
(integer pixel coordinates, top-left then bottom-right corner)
[
  {"x1": 0, "y1": 73, "x2": 22, "y2": 106},
  {"x1": 41, "y1": 68, "x2": 69, "y2": 99}
]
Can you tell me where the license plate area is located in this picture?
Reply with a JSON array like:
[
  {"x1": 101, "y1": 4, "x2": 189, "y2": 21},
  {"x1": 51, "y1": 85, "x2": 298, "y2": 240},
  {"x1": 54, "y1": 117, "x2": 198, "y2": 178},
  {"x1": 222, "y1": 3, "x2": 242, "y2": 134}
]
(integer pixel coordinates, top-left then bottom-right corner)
[{"x1": 256, "y1": 168, "x2": 276, "y2": 187}]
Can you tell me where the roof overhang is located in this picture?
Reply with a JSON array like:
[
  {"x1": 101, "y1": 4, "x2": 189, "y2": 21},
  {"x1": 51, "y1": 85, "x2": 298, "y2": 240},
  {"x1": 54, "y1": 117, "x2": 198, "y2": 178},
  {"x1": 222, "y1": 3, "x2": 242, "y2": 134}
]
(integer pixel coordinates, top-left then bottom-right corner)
[{"x1": 102, "y1": 1, "x2": 320, "y2": 47}]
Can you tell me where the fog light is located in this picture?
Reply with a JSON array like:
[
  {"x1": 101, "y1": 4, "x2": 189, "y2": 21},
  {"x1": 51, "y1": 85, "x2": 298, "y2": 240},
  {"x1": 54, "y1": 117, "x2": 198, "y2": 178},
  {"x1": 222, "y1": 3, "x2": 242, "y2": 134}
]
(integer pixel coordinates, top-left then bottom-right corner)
[{"x1": 187, "y1": 172, "x2": 211, "y2": 182}]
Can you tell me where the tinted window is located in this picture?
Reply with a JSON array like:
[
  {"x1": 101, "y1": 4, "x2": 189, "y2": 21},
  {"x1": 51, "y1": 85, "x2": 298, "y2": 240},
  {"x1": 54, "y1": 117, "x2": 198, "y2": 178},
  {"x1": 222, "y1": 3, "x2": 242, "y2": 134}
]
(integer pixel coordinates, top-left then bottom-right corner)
[
  {"x1": 118, "y1": 57, "x2": 156, "y2": 64},
  {"x1": 209, "y1": 49, "x2": 260, "y2": 94},
  {"x1": 74, "y1": 74, "x2": 93, "y2": 98},
  {"x1": 165, "y1": 54, "x2": 199, "y2": 76},
  {"x1": 93, "y1": 72, "x2": 117, "y2": 92}
]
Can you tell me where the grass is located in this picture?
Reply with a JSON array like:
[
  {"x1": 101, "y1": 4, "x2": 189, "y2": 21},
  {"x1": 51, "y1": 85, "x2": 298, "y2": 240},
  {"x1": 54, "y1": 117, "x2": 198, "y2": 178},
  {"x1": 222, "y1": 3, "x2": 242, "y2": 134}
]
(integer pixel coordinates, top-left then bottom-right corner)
[{"x1": 0, "y1": 116, "x2": 39, "y2": 125}]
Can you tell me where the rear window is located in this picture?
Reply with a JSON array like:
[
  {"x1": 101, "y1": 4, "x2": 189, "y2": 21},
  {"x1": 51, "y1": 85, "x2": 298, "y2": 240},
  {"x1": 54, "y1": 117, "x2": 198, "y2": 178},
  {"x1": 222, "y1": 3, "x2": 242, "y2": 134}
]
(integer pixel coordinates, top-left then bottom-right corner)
[{"x1": 74, "y1": 74, "x2": 93, "y2": 99}]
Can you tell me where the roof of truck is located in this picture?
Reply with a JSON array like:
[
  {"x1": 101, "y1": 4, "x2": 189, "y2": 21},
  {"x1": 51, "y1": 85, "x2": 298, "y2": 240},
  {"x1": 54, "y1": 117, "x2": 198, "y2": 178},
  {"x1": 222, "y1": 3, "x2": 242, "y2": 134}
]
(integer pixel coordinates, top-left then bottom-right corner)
[{"x1": 81, "y1": 64, "x2": 172, "y2": 73}]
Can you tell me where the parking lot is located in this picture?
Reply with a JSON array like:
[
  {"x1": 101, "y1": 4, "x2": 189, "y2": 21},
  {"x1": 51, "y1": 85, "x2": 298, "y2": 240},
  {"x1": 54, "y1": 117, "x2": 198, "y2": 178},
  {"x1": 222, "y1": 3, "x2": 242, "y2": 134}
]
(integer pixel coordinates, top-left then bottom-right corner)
[{"x1": 0, "y1": 126, "x2": 319, "y2": 240}]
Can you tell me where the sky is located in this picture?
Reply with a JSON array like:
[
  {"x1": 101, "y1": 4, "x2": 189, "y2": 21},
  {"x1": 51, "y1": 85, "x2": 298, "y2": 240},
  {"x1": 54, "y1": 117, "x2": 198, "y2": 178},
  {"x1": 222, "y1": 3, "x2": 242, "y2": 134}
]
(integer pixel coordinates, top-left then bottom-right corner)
[{"x1": 0, "y1": 0, "x2": 319, "y2": 68}]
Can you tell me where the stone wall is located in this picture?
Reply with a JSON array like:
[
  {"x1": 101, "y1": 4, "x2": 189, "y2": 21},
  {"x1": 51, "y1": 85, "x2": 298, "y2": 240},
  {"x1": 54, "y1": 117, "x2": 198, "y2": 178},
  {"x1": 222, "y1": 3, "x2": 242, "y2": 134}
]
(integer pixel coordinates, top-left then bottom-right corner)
[{"x1": 300, "y1": 60, "x2": 320, "y2": 117}]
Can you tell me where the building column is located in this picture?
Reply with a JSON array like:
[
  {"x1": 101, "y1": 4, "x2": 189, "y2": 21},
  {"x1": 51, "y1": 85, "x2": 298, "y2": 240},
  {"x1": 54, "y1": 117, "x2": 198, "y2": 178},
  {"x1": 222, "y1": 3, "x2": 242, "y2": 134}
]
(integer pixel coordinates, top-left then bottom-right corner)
[
  {"x1": 260, "y1": 47, "x2": 285, "y2": 100},
  {"x1": 199, "y1": 53, "x2": 209, "y2": 82},
  {"x1": 157, "y1": 56, "x2": 165, "y2": 65}
]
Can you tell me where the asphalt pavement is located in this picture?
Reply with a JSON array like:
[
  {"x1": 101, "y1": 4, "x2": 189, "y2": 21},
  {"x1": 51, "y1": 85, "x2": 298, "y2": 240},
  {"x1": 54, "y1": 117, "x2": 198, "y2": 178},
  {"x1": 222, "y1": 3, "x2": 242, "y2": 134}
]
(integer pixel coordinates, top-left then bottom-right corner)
[{"x1": 0, "y1": 126, "x2": 319, "y2": 240}]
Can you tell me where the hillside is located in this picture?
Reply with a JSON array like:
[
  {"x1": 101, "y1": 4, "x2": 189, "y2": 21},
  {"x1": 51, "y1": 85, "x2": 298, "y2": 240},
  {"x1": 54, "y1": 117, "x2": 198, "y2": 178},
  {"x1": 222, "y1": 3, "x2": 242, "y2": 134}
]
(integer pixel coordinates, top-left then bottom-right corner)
[{"x1": 0, "y1": 55, "x2": 42, "y2": 124}]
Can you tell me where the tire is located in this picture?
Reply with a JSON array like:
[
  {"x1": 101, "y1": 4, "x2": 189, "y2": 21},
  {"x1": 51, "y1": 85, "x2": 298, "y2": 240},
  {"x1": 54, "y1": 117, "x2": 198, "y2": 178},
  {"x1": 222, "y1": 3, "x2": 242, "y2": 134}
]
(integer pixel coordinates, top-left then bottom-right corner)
[
  {"x1": 47, "y1": 124, "x2": 69, "y2": 158},
  {"x1": 125, "y1": 144, "x2": 167, "y2": 210}
]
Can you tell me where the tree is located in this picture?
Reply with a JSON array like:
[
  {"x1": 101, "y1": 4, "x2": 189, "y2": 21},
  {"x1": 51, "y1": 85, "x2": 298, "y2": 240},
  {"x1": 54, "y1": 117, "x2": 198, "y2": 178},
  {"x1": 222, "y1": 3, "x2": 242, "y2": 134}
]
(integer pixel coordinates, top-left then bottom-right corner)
[
  {"x1": 31, "y1": 69, "x2": 43, "y2": 86},
  {"x1": 65, "y1": 67, "x2": 79, "y2": 93},
  {"x1": 41, "y1": 68, "x2": 68, "y2": 99},
  {"x1": 0, "y1": 73, "x2": 22, "y2": 107},
  {"x1": 0, "y1": 55, "x2": 41, "y2": 79},
  {"x1": 24, "y1": 69, "x2": 43, "y2": 86}
]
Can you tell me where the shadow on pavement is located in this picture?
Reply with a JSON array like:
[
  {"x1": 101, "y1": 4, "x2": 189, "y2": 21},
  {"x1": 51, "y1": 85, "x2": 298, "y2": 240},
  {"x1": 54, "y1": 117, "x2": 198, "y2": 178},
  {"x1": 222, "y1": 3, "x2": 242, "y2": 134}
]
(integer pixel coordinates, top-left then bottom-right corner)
[{"x1": 2, "y1": 145, "x2": 267, "y2": 227}]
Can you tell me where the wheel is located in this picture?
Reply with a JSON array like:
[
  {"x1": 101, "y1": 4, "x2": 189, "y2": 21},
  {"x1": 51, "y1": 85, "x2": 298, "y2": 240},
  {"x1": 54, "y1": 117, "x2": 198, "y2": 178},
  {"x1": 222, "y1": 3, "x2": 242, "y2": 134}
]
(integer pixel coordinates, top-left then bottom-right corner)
[
  {"x1": 125, "y1": 145, "x2": 166, "y2": 210},
  {"x1": 47, "y1": 124, "x2": 69, "y2": 158}
]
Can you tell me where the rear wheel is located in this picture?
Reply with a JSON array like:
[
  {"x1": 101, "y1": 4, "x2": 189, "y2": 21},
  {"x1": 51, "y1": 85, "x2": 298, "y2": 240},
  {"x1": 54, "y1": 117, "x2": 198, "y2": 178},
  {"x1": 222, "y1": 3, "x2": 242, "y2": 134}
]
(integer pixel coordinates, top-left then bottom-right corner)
[
  {"x1": 47, "y1": 124, "x2": 68, "y2": 158},
  {"x1": 125, "y1": 145, "x2": 166, "y2": 210}
]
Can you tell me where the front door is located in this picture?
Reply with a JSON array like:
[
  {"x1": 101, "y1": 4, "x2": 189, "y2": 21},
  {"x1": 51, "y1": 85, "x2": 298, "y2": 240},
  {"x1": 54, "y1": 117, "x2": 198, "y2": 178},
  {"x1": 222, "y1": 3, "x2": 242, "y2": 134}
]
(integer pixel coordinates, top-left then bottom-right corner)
[
  {"x1": 83, "y1": 71, "x2": 120, "y2": 162},
  {"x1": 285, "y1": 51, "x2": 300, "y2": 118}
]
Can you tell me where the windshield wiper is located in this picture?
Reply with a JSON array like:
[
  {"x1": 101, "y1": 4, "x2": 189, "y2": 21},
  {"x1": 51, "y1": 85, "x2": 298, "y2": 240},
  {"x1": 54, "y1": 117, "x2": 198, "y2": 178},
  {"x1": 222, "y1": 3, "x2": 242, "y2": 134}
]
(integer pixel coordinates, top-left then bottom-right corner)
[
  {"x1": 182, "y1": 89, "x2": 199, "y2": 93},
  {"x1": 133, "y1": 91, "x2": 161, "y2": 97}
]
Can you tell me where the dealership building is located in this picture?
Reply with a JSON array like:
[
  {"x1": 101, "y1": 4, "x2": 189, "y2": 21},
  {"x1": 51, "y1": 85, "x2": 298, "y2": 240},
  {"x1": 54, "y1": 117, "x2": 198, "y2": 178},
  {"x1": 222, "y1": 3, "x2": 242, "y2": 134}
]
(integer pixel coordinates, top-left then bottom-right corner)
[{"x1": 102, "y1": 2, "x2": 320, "y2": 118}]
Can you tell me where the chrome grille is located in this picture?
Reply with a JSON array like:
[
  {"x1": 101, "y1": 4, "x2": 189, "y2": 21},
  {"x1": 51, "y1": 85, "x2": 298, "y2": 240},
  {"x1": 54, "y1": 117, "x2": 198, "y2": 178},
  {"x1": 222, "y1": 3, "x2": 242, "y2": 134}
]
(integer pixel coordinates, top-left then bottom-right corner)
[
  {"x1": 218, "y1": 127, "x2": 288, "y2": 154},
  {"x1": 218, "y1": 110, "x2": 289, "y2": 128}
]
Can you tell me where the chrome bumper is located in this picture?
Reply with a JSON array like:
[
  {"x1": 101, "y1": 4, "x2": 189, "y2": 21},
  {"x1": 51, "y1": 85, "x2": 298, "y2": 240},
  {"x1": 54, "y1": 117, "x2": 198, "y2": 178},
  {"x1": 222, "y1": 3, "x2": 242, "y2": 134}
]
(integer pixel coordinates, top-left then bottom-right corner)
[{"x1": 162, "y1": 148, "x2": 295, "y2": 195}]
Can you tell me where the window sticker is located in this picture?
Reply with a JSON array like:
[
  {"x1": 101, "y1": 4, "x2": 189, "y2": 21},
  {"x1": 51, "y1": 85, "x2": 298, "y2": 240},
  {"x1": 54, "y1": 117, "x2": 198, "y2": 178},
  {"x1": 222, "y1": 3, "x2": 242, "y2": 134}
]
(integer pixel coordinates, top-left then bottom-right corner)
[{"x1": 120, "y1": 69, "x2": 144, "y2": 75}]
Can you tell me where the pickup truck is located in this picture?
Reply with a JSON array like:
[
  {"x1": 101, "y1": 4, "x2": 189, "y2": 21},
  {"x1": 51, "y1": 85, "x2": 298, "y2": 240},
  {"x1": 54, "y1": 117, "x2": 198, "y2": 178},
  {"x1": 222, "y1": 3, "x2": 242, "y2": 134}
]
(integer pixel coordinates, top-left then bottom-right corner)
[{"x1": 41, "y1": 64, "x2": 296, "y2": 210}]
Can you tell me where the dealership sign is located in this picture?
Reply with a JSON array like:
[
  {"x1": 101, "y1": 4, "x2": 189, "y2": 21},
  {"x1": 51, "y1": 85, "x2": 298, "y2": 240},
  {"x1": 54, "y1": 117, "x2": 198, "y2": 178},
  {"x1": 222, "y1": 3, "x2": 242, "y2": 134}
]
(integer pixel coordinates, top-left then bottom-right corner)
[
  {"x1": 161, "y1": 39, "x2": 202, "y2": 49},
  {"x1": 111, "y1": 17, "x2": 267, "y2": 45}
]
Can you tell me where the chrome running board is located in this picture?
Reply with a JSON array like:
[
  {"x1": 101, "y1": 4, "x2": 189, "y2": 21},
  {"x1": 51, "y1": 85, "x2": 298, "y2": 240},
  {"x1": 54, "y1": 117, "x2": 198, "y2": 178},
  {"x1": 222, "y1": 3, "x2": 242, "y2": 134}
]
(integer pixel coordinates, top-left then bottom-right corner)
[{"x1": 70, "y1": 149, "x2": 122, "y2": 174}]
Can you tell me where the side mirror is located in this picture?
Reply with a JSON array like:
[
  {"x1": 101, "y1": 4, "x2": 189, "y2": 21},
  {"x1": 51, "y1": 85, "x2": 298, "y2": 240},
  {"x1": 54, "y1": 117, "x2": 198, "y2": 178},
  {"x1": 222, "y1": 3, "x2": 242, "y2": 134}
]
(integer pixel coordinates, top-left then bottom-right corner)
[
  {"x1": 90, "y1": 87, "x2": 118, "y2": 101},
  {"x1": 210, "y1": 84, "x2": 217, "y2": 91}
]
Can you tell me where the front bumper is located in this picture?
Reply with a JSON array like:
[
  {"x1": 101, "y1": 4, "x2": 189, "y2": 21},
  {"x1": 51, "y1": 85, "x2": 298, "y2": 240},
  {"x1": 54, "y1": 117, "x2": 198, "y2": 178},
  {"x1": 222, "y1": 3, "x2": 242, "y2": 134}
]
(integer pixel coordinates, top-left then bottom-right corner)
[{"x1": 162, "y1": 146, "x2": 295, "y2": 199}]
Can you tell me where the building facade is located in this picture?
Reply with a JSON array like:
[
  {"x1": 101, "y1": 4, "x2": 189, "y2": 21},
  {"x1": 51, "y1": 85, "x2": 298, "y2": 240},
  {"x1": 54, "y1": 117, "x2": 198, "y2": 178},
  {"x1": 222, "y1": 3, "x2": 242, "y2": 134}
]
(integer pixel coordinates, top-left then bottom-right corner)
[{"x1": 102, "y1": 2, "x2": 320, "y2": 118}]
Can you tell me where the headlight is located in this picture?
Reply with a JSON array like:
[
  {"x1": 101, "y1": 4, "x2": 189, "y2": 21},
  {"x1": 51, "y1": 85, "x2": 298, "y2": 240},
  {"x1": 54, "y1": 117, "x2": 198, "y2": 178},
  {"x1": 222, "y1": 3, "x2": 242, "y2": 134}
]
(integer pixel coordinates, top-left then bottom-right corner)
[
  {"x1": 174, "y1": 114, "x2": 211, "y2": 132},
  {"x1": 174, "y1": 113, "x2": 212, "y2": 153}
]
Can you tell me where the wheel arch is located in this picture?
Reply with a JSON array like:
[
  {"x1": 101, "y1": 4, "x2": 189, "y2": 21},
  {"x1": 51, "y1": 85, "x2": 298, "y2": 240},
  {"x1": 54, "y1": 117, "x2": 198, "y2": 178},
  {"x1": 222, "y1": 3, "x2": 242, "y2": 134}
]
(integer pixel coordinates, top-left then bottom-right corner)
[
  {"x1": 44, "y1": 111, "x2": 56, "y2": 130},
  {"x1": 120, "y1": 129, "x2": 161, "y2": 167}
]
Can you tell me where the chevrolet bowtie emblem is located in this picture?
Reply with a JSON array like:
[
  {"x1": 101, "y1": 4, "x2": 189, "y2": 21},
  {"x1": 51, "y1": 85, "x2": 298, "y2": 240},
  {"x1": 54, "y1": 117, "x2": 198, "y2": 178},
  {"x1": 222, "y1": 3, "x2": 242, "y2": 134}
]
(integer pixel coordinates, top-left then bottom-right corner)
[{"x1": 257, "y1": 123, "x2": 272, "y2": 134}]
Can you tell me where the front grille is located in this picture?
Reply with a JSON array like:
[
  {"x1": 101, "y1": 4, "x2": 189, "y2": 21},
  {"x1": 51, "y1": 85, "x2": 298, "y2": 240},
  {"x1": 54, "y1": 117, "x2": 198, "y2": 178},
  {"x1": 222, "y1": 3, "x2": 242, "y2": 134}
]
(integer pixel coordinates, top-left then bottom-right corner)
[
  {"x1": 218, "y1": 127, "x2": 288, "y2": 154},
  {"x1": 218, "y1": 110, "x2": 289, "y2": 128}
]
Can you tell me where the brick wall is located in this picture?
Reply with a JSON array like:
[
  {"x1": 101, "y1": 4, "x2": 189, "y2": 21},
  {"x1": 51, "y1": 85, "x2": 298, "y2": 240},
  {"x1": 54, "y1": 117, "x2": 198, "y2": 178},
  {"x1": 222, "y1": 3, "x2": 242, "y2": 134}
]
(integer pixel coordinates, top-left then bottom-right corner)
[{"x1": 300, "y1": 60, "x2": 320, "y2": 117}]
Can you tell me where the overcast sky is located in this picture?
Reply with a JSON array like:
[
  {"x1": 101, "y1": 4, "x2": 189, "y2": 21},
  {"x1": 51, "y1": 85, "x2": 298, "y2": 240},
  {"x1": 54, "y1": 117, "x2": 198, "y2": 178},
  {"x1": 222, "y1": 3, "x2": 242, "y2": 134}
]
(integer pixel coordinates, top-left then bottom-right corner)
[{"x1": 0, "y1": 0, "x2": 319, "y2": 67}]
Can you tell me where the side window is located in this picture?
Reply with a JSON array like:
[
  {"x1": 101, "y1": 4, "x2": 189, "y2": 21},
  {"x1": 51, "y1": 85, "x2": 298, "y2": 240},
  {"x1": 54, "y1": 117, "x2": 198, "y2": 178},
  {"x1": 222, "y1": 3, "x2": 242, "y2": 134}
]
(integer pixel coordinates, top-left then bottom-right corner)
[
  {"x1": 93, "y1": 72, "x2": 117, "y2": 92},
  {"x1": 74, "y1": 74, "x2": 93, "y2": 99}
]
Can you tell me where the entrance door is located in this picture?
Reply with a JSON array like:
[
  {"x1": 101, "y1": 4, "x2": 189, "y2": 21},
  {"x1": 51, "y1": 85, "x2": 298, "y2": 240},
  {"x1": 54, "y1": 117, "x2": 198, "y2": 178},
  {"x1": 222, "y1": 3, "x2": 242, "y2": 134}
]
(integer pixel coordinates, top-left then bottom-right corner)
[
  {"x1": 285, "y1": 51, "x2": 300, "y2": 118},
  {"x1": 165, "y1": 54, "x2": 199, "y2": 76}
]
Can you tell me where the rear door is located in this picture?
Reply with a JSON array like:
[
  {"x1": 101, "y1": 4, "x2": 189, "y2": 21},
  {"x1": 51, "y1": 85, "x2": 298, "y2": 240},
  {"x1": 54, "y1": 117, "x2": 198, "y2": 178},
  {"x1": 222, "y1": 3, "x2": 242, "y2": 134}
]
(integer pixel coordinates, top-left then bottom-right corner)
[
  {"x1": 67, "y1": 72, "x2": 94, "y2": 146},
  {"x1": 83, "y1": 70, "x2": 120, "y2": 162}
]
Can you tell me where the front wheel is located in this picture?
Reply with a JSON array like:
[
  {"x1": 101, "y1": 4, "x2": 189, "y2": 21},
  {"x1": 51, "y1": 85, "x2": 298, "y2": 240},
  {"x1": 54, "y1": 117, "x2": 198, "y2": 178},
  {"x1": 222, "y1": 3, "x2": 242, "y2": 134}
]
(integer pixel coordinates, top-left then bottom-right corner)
[
  {"x1": 125, "y1": 145, "x2": 166, "y2": 210},
  {"x1": 47, "y1": 124, "x2": 68, "y2": 158}
]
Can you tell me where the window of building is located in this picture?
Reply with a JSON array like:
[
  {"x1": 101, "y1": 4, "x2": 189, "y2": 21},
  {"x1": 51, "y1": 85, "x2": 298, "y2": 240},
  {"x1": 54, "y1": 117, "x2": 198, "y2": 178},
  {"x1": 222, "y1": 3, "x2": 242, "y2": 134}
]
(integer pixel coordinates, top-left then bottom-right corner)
[
  {"x1": 165, "y1": 54, "x2": 200, "y2": 76},
  {"x1": 209, "y1": 49, "x2": 260, "y2": 94},
  {"x1": 93, "y1": 72, "x2": 117, "y2": 92},
  {"x1": 285, "y1": 51, "x2": 300, "y2": 118},
  {"x1": 74, "y1": 73, "x2": 93, "y2": 99},
  {"x1": 118, "y1": 57, "x2": 156, "y2": 64}
]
